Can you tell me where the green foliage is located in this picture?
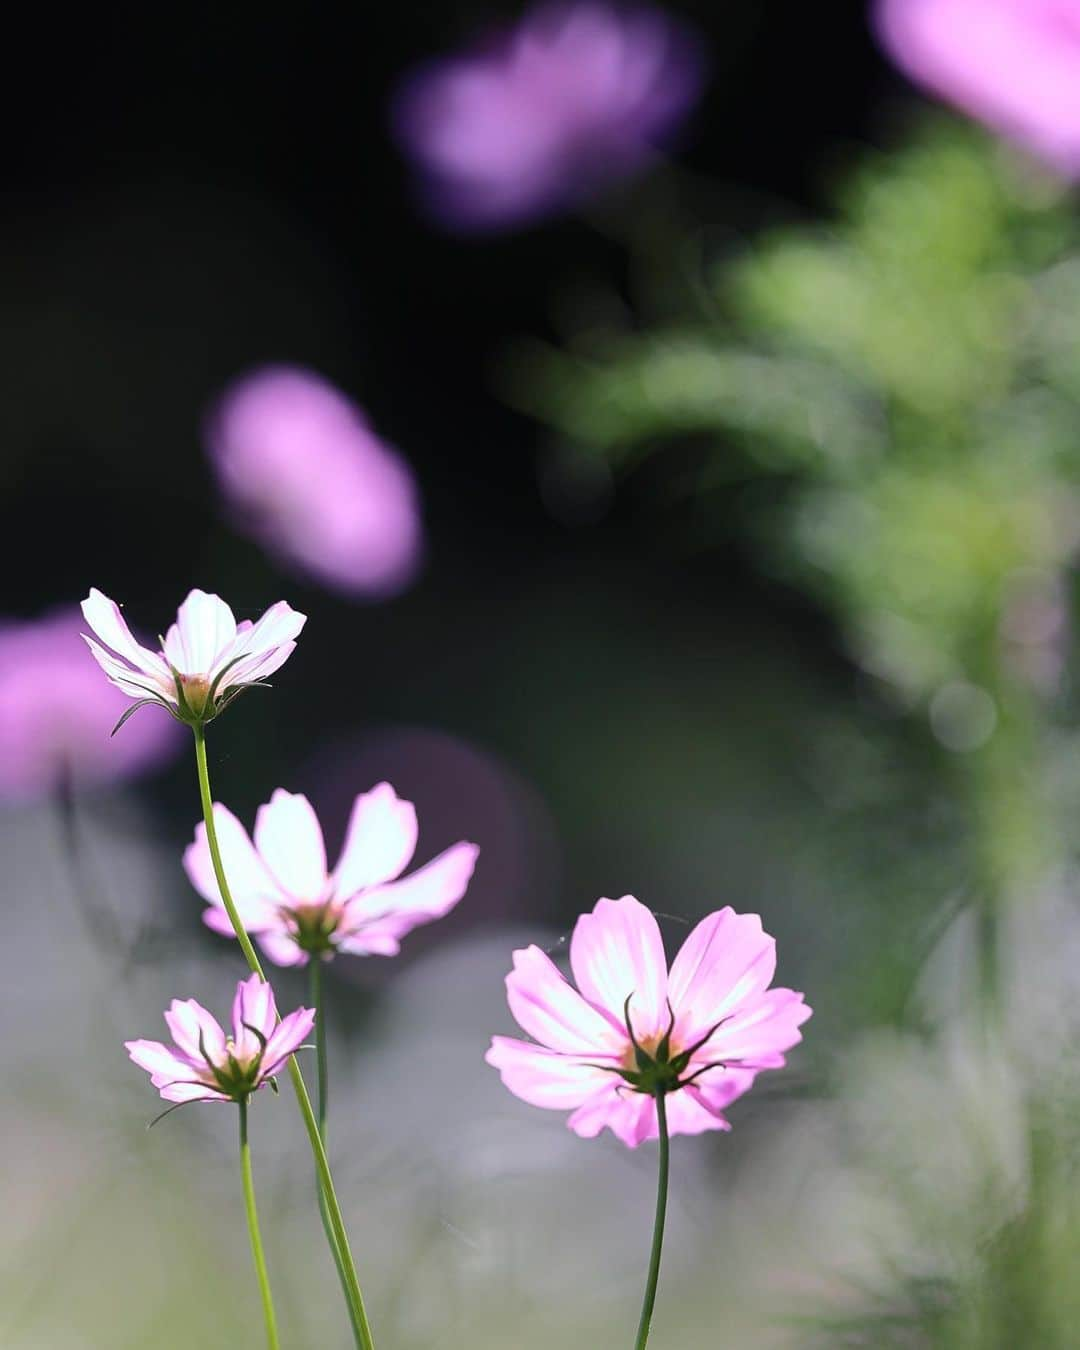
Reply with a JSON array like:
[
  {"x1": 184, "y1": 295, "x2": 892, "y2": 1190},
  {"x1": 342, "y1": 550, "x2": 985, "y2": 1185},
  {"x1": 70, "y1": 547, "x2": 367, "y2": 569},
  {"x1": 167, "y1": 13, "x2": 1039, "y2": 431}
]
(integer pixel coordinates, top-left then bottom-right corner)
[{"x1": 514, "y1": 119, "x2": 1080, "y2": 705}]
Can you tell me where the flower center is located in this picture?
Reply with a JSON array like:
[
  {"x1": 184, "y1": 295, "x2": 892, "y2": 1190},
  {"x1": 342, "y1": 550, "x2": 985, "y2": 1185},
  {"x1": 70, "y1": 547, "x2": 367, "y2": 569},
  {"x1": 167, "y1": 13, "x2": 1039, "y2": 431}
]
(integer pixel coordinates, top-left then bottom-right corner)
[
  {"x1": 179, "y1": 674, "x2": 212, "y2": 718},
  {"x1": 202, "y1": 1037, "x2": 265, "y2": 1101},
  {"x1": 286, "y1": 899, "x2": 342, "y2": 955}
]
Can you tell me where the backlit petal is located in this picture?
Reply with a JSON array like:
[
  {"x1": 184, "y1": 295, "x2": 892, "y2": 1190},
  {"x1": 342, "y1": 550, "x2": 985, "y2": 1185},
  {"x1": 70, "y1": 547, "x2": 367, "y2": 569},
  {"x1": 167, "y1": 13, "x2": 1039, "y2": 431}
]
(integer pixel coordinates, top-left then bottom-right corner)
[{"x1": 569, "y1": 895, "x2": 669, "y2": 1038}]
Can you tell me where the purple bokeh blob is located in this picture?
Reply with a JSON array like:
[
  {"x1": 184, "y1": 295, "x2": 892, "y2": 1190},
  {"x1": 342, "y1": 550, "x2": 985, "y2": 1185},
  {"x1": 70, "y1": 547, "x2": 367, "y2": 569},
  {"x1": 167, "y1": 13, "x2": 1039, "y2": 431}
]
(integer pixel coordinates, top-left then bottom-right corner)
[
  {"x1": 0, "y1": 609, "x2": 182, "y2": 803},
  {"x1": 205, "y1": 366, "x2": 423, "y2": 599},
  {"x1": 392, "y1": 1, "x2": 706, "y2": 230}
]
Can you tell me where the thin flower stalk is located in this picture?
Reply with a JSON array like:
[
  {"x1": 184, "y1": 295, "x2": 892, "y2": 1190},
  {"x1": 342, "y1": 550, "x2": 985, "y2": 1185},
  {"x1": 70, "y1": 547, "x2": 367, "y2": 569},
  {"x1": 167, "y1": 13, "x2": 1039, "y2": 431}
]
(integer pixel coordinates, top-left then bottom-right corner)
[
  {"x1": 634, "y1": 1092, "x2": 669, "y2": 1350},
  {"x1": 239, "y1": 1097, "x2": 281, "y2": 1350},
  {"x1": 310, "y1": 958, "x2": 367, "y2": 1346},
  {"x1": 192, "y1": 723, "x2": 377, "y2": 1350}
]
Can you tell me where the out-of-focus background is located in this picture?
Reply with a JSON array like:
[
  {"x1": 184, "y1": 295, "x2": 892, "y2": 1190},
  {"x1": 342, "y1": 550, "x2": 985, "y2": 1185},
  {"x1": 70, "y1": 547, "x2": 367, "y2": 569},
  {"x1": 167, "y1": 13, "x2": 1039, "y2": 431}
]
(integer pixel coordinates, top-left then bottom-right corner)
[{"x1": 7, "y1": 1, "x2": 1080, "y2": 1345}]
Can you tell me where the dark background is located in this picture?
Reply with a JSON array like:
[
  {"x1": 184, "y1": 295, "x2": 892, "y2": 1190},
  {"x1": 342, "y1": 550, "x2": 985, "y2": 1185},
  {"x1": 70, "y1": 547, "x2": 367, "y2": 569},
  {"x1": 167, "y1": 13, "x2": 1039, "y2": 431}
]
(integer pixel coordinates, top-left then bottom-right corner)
[{"x1": 0, "y1": 2, "x2": 921, "y2": 1015}]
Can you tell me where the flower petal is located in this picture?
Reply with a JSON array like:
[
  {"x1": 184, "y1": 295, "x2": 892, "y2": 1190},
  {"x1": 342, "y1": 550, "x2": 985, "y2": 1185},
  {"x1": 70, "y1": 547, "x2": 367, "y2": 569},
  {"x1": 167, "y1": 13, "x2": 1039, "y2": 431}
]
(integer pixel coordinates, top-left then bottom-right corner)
[
  {"x1": 667, "y1": 908, "x2": 777, "y2": 1043},
  {"x1": 231, "y1": 974, "x2": 278, "y2": 1059},
  {"x1": 253, "y1": 790, "x2": 328, "y2": 902},
  {"x1": 81, "y1": 589, "x2": 169, "y2": 678},
  {"x1": 163, "y1": 999, "x2": 228, "y2": 1066},
  {"x1": 709, "y1": 988, "x2": 812, "y2": 1066},
  {"x1": 340, "y1": 840, "x2": 478, "y2": 940},
  {"x1": 683, "y1": 1067, "x2": 757, "y2": 1116},
  {"x1": 485, "y1": 1035, "x2": 618, "y2": 1108},
  {"x1": 566, "y1": 1084, "x2": 657, "y2": 1147},
  {"x1": 157, "y1": 1081, "x2": 227, "y2": 1104},
  {"x1": 334, "y1": 929, "x2": 401, "y2": 956},
  {"x1": 183, "y1": 806, "x2": 284, "y2": 932},
  {"x1": 503, "y1": 944, "x2": 626, "y2": 1054},
  {"x1": 257, "y1": 930, "x2": 311, "y2": 967},
  {"x1": 82, "y1": 635, "x2": 173, "y2": 701},
  {"x1": 331, "y1": 782, "x2": 419, "y2": 898},
  {"x1": 170, "y1": 590, "x2": 238, "y2": 675},
  {"x1": 216, "y1": 601, "x2": 306, "y2": 685},
  {"x1": 223, "y1": 640, "x2": 298, "y2": 687},
  {"x1": 569, "y1": 895, "x2": 669, "y2": 1038},
  {"x1": 260, "y1": 1006, "x2": 316, "y2": 1077},
  {"x1": 125, "y1": 1038, "x2": 200, "y2": 1088},
  {"x1": 665, "y1": 1088, "x2": 733, "y2": 1137}
]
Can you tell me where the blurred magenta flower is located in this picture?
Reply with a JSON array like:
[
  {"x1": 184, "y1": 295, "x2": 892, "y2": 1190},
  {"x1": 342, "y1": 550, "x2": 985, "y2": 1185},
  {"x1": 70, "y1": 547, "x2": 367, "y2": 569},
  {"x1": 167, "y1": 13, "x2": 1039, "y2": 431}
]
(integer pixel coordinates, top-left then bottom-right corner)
[
  {"x1": 0, "y1": 608, "x2": 181, "y2": 803},
  {"x1": 125, "y1": 974, "x2": 315, "y2": 1105},
  {"x1": 486, "y1": 896, "x2": 810, "y2": 1147},
  {"x1": 184, "y1": 783, "x2": 479, "y2": 966},
  {"x1": 205, "y1": 366, "x2": 423, "y2": 598},
  {"x1": 81, "y1": 587, "x2": 306, "y2": 726},
  {"x1": 392, "y1": 2, "x2": 705, "y2": 230},
  {"x1": 875, "y1": 0, "x2": 1080, "y2": 176}
]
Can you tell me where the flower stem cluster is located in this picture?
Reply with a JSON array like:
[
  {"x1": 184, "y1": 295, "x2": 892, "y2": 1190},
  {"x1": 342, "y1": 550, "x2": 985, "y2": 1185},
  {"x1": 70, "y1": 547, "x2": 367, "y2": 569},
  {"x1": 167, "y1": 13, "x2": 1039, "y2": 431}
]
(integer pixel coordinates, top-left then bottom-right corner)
[{"x1": 611, "y1": 997, "x2": 730, "y2": 1099}]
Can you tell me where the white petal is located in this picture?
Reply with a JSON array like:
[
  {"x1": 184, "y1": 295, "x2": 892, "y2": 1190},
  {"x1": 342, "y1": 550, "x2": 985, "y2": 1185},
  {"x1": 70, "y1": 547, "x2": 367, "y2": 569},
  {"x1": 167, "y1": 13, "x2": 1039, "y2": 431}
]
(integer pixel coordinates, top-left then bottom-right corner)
[
  {"x1": 331, "y1": 782, "x2": 418, "y2": 898},
  {"x1": 172, "y1": 589, "x2": 237, "y2": 675},
  {"x1": 81, "y1": 588, "x2": 169, "y2": 678},
  {"x1": 253, "y1": 789, "x2": 328, "y2": 901},
  {"x1": 183, "y1": 805, "x2": 285, "y2": 930},
  {"x1": 83, "y1": 634, "x2": 173, "y2": 701}
]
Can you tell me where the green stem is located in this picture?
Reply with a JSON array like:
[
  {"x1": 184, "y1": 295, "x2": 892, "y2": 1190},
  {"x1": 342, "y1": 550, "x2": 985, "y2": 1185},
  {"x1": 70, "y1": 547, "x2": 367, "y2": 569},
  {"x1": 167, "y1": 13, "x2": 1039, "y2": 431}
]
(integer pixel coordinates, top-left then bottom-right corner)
[
  {"x1": 634, "y1": 1094, "x2": 670, "y2": 1350},
  {"x1": 310, "y1": 959, "x2": 367, "y2": 1346},
  {"x1": 192, "y1": 724, "x2": 376, "y2": 1350},
  {"x1": 239, "y1": 1097, "x2": 280, "y2": 1350}
]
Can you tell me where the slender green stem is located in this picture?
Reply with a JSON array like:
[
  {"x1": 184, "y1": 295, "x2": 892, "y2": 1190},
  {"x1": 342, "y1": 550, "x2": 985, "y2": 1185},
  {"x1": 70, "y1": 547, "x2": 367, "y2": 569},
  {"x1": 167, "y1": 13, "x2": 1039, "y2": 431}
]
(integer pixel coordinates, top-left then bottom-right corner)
[
  {"x1": 310, "y1": 959, "x2": 368, "y2": 1346},
  {"x1": 239, "y1": 1097, "x2": 280, "y2": 1350},
  {"x1": 192, "y1": 724, "x2": 376, "y2": 1350},
  {"x1": 634, "y1": 1094, "x2": 670, "y2": 1350}
]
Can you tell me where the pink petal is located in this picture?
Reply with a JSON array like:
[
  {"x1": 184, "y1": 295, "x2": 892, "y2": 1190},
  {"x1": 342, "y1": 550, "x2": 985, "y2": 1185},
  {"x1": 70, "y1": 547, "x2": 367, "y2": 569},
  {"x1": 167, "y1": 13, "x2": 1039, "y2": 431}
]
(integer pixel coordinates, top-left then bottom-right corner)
[
  {"x1": 331, "y1": 782, "x2": 419, "y2": 898},
  {"x1": 157, "y1": 1081, "x2": 226, "y2": 1104},
  {"x1": 335, "y1": 930, "x2": 401, "y2": 957},
  {"x1": 665, "y1": 1088, "x2": 733, "y2": 1137},
  {"x1": 163, "y1": 999, "x2": 228, "y2": 1066},
  {"x1": 81, "y1": 589, "x2": 169, "y2": 679},
  {"x1": 504, "y1": 944, "x2": 626, "y2": 1053},
  {"x1": 169, "y1": 589, "x2": 237, "y2": 675},
  {"x1": 569, "y1": 895, "x2": 669, "y2": 1038},
  {"x1": 183, "y1": 806, "x2": 284, "y2": 932},
  {"x1": 260, "y1": 1006, "x2": 316, "y2": 1077},
  {"x1": 254, "y1": 790, "x2": 328, "y2": 901},
  {"x1": 257, "y1": 930, "x2": 311, "y2": 967},
  {"x1": 709, "y1": 988, "x2": 812, "y2": 1066},
  {"x1": 340, "y1": 840, "x2": 478, "y2": 940},
  {"x1": 667, "y1": 908, "x2": 777, "y2": 1043},
  {"x1": 684, "y1": 1068, "x2": 757, "y2": 1117},
  {"x1": 125, "y1": 1038, "x2": 200, "y2": 1087},
  {"x1": 566, "y1": 1084, "x2": 657, "y2": 1147},
  {"x1": 231, "y1": 974, "x2": 278, "y2": 1059},
  {"x1": 485, "y1": 1035, "x2": 619, "y2": 1108}
]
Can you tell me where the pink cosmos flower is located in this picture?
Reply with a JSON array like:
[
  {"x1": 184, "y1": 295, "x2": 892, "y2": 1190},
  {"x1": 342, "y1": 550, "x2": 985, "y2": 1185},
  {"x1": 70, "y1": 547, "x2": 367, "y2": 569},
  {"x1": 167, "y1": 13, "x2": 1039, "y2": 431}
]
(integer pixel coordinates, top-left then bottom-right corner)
[
  {"x1": 392, "y1": 2, "x2": 705, "y2": 230},
  {"x1": 184, "y1": 783, "x2": 480, "y2": 967},
  {"x1": 125, "y1": 973, "x2": 315, "y2": 1104},
  {"x1": 81, "y1": 587, "x2": 306, "y2": 726},
  {"x1": 0, "y1": 608, "x2": 181, "y2": 802},
  {"x1": 205, "y1": 367, "x2": 423, "y2": 599},
  {"x1": 875, "y1": 0, "x2": 1080, "y2": 178},
  {"x1": 486, "y1": 895, "x2": 811, "y2": 1147}
]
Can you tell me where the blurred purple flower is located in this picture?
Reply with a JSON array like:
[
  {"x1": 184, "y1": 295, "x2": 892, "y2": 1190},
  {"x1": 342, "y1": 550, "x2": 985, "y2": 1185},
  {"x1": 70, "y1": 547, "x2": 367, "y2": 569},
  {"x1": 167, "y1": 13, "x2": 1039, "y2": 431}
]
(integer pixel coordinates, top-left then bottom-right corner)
[
  {"x1": 0, "y1": 609, "x2": 181, "y2": 803},
  {"x1": 875, "y1": 0, "x2": 1080, "y2": 177},
  {"x1": 205, "y1": 366, "x2": 423, "y2": 598},
  {"x1": 392, "y1": 2, "x2": 705, "y2": 230}
]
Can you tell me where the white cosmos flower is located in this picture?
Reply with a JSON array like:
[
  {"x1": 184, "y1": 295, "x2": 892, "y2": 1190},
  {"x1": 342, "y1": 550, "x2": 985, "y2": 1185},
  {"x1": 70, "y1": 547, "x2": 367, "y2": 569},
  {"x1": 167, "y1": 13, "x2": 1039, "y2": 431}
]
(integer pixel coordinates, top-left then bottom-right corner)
[{"x1": 81, "y1": 587, "x2": 306, "y2": 725}]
